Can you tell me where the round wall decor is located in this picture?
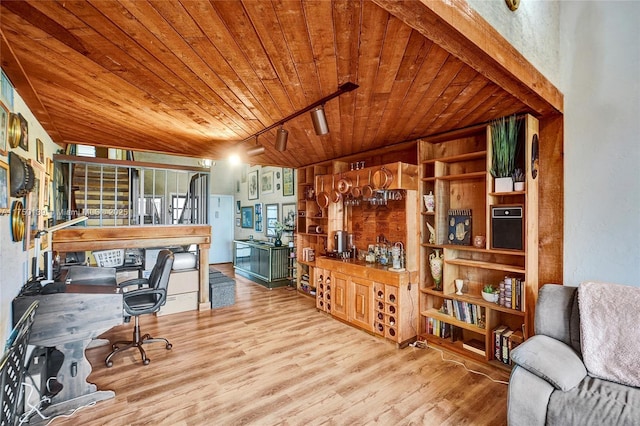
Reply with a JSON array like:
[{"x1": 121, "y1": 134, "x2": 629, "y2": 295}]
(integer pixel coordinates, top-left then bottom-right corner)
[
  {"x1": 7, "y1": 112, "x2": 21, "y2": 148},
  {"x1": 11, "y1": 199, "x2": 25, "y2": 242}
]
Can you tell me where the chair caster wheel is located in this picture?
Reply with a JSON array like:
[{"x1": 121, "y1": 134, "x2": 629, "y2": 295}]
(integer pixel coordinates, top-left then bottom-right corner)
[
  {"x1": 143, "y1": 359, "x2": 150, "y2": 365},
  {"x1": 166, "y1": 343, "x2": 172, "y2": 350},
  {"x1": 106, "y1": 360, "x2": 113, "y2": 368}
]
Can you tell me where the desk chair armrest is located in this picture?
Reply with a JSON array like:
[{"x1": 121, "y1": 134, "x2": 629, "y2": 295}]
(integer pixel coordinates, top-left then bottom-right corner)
[
  {"x1": 118, "y1": 278, "x2": 149, "y2": 292},
  {"x1": 123, "y1": 288, "x2": 167, "y2": 315}
]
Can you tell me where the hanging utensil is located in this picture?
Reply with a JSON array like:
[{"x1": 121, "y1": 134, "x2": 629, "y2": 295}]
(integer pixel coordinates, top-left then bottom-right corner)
[
  {"x1": 372, "y1": 166, "x2": 393, "y2": 189},
  {"x1": 351, "y1": 173, "x2": 361, "y2": 198},
  {"x1": 316, "y1": 177, "x2": 329, "y2": 209},
  {"x1": 330, "y1": 175, "x2": 342, "y2": 203},
  {"x1": 362, "y1": 169, "x2": 374, "y2": 198},
  {"x1": 337, "y1": 173, "x2": 352, "y2": 194}
]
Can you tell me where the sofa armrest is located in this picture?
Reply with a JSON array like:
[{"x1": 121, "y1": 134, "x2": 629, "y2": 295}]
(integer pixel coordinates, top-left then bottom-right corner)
[
  {"x1": 510, "y1": 335, "x2": 587, "y2": 391},
  {"x1": 508, "y1": 366, "x2": 554, "y2": 426}
]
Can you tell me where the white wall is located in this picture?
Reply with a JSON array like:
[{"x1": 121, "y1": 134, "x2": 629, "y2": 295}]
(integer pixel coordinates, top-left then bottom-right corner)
[
  {"x1": 559, "y1": 1, "x2": 640, "y2": 286},
  {"x1": 233, "y1": 165, "x2": 297, "y2": 244},
  {"x1": 469, "y1": 0, "x2": 640, "y2": 287},
  {"x1": 0, "y1": 91, "x2": 65, "y2": 343}
]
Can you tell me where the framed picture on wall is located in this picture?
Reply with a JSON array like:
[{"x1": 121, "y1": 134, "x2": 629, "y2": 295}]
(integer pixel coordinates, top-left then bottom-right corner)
[
  {"x1": 0, "y1": 101, "x2": 8, "y2": 156},
  {"x1": 241, "y1": 206, "x2": 254, "y2": 228},
  {"x1": 261, "y1": 171, "x2": 274, "y2": 195},
  {"x1": 282, "y1": 168, "x2": 294, "y2": 196},
  {"x1": 18, "y1": 113, "x2": 28, "y2": 151},
  {"x1": 282, "y1": 203, "x2": 296, "y2": 231},
  {"x1": 254, "y1": 203, "x2": 263, "y2": 232},
  {"x1": 265, "y1": 203, "x2": 278, "y2": 237},
  {"x1": 0, "y1": 159, "x2": 9, "y2": 210},
  {"x1": 248, "y1": 170, "x2": 258, "y2": 200},
  {"x1": 36, "y1": 138, "x2": 44, "y2": 163}
]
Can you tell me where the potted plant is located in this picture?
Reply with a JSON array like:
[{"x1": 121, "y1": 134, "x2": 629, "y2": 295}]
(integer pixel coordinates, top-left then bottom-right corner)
[
  {"x1": 490, "y1": 114, "x2": 521, "y2": 193},
  {"x1": 481, "y1": 284, "x2": 499, "y2": 303},
  {"x1": 512, "y1": 167, "x2": 525, "y2": 191}
]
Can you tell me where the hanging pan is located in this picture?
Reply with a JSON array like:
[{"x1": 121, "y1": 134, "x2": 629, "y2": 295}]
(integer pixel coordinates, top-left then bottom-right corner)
[
  {"x1": 350, "y1": 174, "x2": 361, "y2": 198},
  {"x1": 337, "y1": 173, "x2": 352, "y2": 195},
  {"x1": 362, "y1": 169, "x2": 375, "y2": 198},
  {"x1": 316, "y1": 177, "x2": 329, "y2": 209},
  {"x1": 372, "y1": 166, "x2": 393, "y2": 189},
  {"x1": 330, "y1": 175, "x2": 342, "y2": 203}
]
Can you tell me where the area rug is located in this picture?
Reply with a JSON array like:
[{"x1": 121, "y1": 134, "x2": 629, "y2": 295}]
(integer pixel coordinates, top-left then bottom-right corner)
[{"x1": 579, "y1": 281, "x2": 640, "y2": 388}]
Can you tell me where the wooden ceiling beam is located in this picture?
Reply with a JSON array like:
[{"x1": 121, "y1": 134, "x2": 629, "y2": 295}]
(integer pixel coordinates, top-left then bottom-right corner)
[{"x1": 372, "y1": 0, "x2": 563, "y2": 116}]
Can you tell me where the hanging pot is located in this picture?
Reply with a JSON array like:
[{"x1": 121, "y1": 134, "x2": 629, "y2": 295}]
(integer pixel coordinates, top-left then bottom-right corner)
[
  {"x1": 362, "y1": 170, "x2": 374, "y2": 198},
  {"x1": 330, "y1": 175, "x2": 342, "y2": 203},
  {"x1": 337, "y1": 174, "x2": 352, "y2": 194},
  {"x1": 350, "y1": 174, "x2": 361, "y2": 198},
  {"x1": 316, "y1": 177, "x2": 329, "y2": 209},
  {"x1": 372, "y1": 166, "x2": 393, "y2": 189}
]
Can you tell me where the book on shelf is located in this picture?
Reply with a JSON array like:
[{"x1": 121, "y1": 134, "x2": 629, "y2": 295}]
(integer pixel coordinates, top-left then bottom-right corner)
[
  {"x1": 462, "y1": 339, "x2": 486, "y2": 356},
  {"x1": 501, "y1": 329, "x2": 514, "y2": 364},
  {"x1": 493, "y1": 325, "x2": 509, "y2": 361},
  {"x1": 498, "y1": 276, "x2": 525, "y2": 311},
  {"x1": 447, "y1": 209, "x2": 472, "y2": 246}
]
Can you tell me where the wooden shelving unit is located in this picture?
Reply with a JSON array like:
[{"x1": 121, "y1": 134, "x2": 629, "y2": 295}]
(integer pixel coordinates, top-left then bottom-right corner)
[
  {"x1": 417, "y1": 114, "x2": 539, "y2": 368},
  {"x1": 295, "y1": 161, "x2": 347, "y2": 295}
]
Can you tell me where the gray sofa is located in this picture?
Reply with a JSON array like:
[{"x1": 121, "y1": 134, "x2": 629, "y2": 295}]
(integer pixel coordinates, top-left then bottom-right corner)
[{"x1": 507, "y1": 284, "x2": 640, "y2": 425}]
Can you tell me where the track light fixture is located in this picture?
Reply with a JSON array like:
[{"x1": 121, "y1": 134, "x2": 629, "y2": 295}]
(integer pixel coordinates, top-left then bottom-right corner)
[
  {"x1": 275, "y1": 126, "x2": 288, "y2": 151},
  {"x1": 310, "y1": 105, "x2": 329, "y2": 135},
  {"x1": 235, "y1": 82, "x2": 358, "y2": 154},
  {"x1": 246, "y1": 144, "x2": 265, "y2": 157}
]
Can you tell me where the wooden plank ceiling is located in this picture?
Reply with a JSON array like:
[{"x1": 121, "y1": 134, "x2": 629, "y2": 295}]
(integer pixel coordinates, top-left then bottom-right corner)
[{"x1": 1, "y1": 0, "x2": 544, "y2": 168}]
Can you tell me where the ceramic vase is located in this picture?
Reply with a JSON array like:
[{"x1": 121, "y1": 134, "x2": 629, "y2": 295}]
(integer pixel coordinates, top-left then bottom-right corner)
[
  {"x1": 494, "y1": 177, "x2": 513, "y2": 193},
  {"x1": 423, "y1": 191, "x2": 435, "y2": 212},
  {"x1": 429, "y1": 249, "x2": 444, "y2": 291},
  {"x1": 455, "y1": 279, "x2": 464, "y2": 295}
]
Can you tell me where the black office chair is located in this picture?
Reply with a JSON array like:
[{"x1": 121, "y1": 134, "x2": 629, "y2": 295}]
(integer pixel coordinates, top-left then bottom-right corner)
[{"x1": 106, "y1": 250, "x2": 174, "y2": 367}]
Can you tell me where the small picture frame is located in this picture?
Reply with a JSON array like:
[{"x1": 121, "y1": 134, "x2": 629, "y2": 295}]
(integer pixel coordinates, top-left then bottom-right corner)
[
  {"x1": 0, "y1": 159, "x2": 9, "y2": 210},
  {"x1": 282, "y1": 168, "x2": 294, "y2": 196},
  {"x1": 261, "y1": 170, "x2": 274, "y2": 195},
  {"x1": 18, "y1": 113, "x2": 28, "y2": 151},
  {"x1": 236, "y1": 200, "x2": 241, "y2": 215},
  {"x1": 248, "y1": 170, "x2": 258, "y2": 200},
  {"x1": 265, "y1": 203, "x2": 278, "y2": 237},
  {"x1": 0, "y1": 101, "x2": 8, "y2": 156},
  {"x1": 36, "y1": 138, "x2": 44, "y2": 163},
  {"x1": 241, "y1": 206, "x2": 254, "y2": 228},
  {"x1": 282, "y1": 203, "x2": 296, "y2": 231},
  {"x1": 254, "y1": 203, "x2": 263, "y2": 232}
]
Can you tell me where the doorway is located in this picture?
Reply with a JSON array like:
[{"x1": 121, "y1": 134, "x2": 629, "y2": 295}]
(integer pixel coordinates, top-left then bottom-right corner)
[{"x1": 209, "y1": 195, "x2": 234, "y2": 264}]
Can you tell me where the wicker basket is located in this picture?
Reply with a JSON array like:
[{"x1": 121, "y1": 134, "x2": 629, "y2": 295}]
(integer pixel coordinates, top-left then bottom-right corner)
[{"x1": 93, "y1": 249, "x2": 125, "y2": 268}]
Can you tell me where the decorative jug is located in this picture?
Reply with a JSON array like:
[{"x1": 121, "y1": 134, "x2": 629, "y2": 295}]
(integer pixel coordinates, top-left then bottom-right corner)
[
  {"x1": 423, "y1": 191, "x2": 435, "y2": 212},
  {"x1": 429, "y1": 249, "x2": 444, "y2": 291}
]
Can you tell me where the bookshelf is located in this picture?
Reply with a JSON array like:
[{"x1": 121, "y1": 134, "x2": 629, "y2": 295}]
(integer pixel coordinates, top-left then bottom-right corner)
[{"x1": 418, "y1": 114, "x2": 539, "y2": 368}]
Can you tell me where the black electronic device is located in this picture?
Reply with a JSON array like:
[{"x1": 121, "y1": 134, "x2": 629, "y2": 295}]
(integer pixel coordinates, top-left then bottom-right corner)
[{"x1": 491, "y1": 205, "x2": 524, "y2": 251}]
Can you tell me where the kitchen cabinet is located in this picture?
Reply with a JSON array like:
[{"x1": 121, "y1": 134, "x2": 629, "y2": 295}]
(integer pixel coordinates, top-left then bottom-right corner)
[{"x1": 316, "y1": 257, "x2": 417, "y2": 346}]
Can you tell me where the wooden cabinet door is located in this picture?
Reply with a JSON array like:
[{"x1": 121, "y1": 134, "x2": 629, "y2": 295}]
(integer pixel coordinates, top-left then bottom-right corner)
[
  {"x1": 350, "y1": 277, "x2": 372, "y2": 331},
  {"x1": 332, "y1": 272, "x2": 348, "y2": 321}
]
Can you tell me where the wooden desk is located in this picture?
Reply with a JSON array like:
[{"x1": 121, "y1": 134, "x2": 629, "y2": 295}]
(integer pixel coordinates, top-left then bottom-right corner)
[{"x1": 12, "y1": 284, "x2": 123, "y2": 420}]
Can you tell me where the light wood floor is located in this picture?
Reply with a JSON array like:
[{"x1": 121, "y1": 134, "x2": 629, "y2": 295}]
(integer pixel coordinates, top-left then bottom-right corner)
[{"x1": 48, "y1": 264, "x2": 510, "y2": 425}]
